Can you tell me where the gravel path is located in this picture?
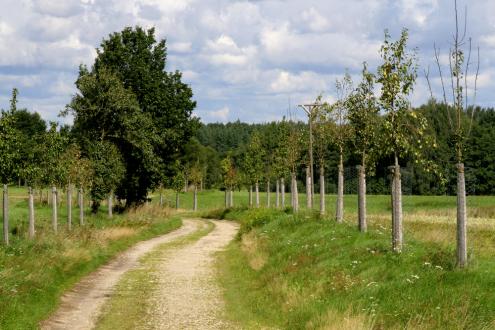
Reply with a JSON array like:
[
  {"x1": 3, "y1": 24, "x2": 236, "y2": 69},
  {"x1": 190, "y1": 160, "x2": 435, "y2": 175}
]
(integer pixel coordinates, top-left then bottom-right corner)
[
  {"x1": 147, "y1": 220, "x2": 239, "y2": 329},
  {"x1": 40, "y1": 219, "x2": 200, "y2": 330}
]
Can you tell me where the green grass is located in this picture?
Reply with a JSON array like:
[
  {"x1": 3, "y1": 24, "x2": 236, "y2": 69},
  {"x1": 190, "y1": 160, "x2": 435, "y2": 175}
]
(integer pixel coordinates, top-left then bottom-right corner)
[
  {"x1": 214, "y1": 207, "x2": 495, "y2": 329},
  {"x1": 0, "y1": 187, "x2": 181, "y2": 329},
  {"x1": 154, "y1": 188, "x2": 495, "y2": 218}
]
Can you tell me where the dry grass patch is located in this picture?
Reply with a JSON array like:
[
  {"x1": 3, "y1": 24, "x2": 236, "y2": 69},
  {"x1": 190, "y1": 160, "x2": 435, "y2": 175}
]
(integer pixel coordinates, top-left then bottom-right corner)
[
  {"x1": 308, "y1": 309, "x2": 372, "y2": 330},
  {"x1": 241, "y1": 231, "x2": 268, "y2": 271},
  {"x1": 98, "y1": 227, "x2": 138, "y2": 241}
]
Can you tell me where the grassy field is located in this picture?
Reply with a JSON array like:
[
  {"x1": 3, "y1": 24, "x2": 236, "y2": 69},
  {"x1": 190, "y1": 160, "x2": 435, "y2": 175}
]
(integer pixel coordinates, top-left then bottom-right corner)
[
  {"x1": 3, "y1": 186, "x2": 495, "y2": 329},
  {"x1": 161, "y1": 188, "x2": 495, "y2": 219},
  {"x1": 209, "y1": 199, "x2": 495, "y2": 329},
  {"x1": 0, "y1": 187, "x2": 181, "y2": 329}
]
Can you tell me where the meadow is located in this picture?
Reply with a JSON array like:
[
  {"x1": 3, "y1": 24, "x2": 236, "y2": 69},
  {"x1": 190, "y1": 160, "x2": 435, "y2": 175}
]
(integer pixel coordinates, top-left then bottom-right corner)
[
  {"x1": 2, "y1": 187, "x2": 495, "y2": 329},
  {"x1": 194, "y1": 191, "x2": 495, "y2": 329}
]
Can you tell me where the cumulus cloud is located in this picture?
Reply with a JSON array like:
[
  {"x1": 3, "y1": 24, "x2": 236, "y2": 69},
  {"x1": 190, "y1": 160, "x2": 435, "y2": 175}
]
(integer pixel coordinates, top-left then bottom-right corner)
[{"x1": 0, "y1": 0, "x2": 494, "y2": 123}]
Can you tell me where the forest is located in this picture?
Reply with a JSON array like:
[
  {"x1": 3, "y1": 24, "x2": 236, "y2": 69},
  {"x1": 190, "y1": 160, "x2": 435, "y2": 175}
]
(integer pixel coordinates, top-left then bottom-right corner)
[{"x1": 187, "y1": 102, "x2": 494, "y2": 196}]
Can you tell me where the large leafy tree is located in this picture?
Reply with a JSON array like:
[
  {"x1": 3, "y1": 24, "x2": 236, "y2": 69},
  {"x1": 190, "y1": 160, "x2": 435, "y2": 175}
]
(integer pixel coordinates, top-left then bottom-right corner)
[{"x1": 67, "y1": 26, "x2": 197, "y2": 206}]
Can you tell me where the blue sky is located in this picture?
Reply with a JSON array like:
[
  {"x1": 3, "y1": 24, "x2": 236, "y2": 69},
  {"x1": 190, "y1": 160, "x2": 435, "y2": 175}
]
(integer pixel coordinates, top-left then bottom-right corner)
[{"x1": 0, "y1": 0, "x2": 494, "y2": 124}]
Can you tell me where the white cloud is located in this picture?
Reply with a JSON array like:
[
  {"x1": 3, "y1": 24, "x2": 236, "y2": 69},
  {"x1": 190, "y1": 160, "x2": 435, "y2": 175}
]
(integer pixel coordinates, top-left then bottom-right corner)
[
  {"x1": 0, "y1": 0, "x2": 495, "y2": 123},
  {"x1": 208, "y1": 106, "x2": 230, "y2": 121},
  {"x1": 301, "y1": 7, "x2": 330, "y2": 32}
]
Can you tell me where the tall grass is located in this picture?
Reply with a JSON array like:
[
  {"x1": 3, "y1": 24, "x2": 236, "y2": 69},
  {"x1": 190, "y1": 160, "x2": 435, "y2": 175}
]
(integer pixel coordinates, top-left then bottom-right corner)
[{"x1": 215, "y1": 208, "x2": 495, "y2": 329}]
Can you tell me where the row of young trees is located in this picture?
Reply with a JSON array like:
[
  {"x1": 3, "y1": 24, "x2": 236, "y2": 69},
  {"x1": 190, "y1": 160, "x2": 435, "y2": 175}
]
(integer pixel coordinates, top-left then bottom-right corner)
[{"x1": 216, "y1": 17, "x2": 478, "y2": 268}]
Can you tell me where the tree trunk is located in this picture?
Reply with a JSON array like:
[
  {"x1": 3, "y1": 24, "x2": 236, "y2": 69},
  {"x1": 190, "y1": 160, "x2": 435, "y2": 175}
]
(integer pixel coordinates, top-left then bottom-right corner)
[
  {"x1": 255, "y1": 181, "x2": 260, "y2": 208},
  {"x1": 224, "y1": 190, "x2": 228, "y2": 208},
  {"x1": 79, "y1": 187, "x2": 84, "y2": 225},
  {"x1": 266, "y1": 180, "x2": 271, "y2": 207},
  {"x1": 391, "y1": 159, "x2": 403, "y2": 253},
  {"x1": 159, "y1": 191, "x2": 164, "y2": 207},
  {"x1": 319, "y1": 166, "x2": 325, "y2": 216},
  {"x1": 108, "y1": 191, "x2": 113, "y2": 218},
  {"x1": 193, "y1": 185, "x2": 198, "y2": 211},
  {"x1": 67, "y1": 184, "x2": 72, "y2": 231},
  {"x1": 306, "y1": 166, "x2": 312, "y2": 209},
  {"x1": 336, "y1": 154, "x2": 344, "y2": 223},
  {"x1": 281, "y1": 177, "x2": 285, "y2": 208},
  {"x1": 457, "y1": 163, "x2": 467, "y2": 267},
  {"x1": 28, "y1": 187, "x2": 35, "y2": 238},
  {"x1": 41, "y1": 188, "x2": 44, "y2": 205},
  {"x1": 357, "y1": 165, "x2": 367, "y2": 232},
  {"x1": 294, "y1": 174, "x2": 299, "y2": 212},
  {"x1": 249, "y1": 185, "x2": 253, "y2": 207},
  {"x1": 291, "y1": 172, "x2": 299, "y2": 212},
  {"x1": 176, "y1": 191, "x2": 180, "y2": 209},
  {"x1": 52, "y1": 186, "x2": 58, "y2": 233},
  {"x1": 275, "y1": 179, "x2": 280, "y2": 208},
  {"x1": 3, "y1": 185, "x2": 8, "y2": 245}
]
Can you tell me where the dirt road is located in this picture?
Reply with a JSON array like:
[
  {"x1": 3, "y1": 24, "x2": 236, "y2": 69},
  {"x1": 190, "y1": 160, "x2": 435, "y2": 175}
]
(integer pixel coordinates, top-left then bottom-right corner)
[
  {"x1": 41, "y1": 219, "x2": 200, "y2": 330},
  {"x1": 147, "y1": 220, "x2": 239, "y2": 329},
  {"x1": 41, "y1": 219, "x2": 239, "y2": 330}
]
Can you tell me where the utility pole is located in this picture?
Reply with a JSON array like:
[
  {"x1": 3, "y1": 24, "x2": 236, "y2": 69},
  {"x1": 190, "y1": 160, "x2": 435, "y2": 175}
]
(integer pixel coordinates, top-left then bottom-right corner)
[{"x1": 298, "y1": 101, "x2": 321, "y2": 209}]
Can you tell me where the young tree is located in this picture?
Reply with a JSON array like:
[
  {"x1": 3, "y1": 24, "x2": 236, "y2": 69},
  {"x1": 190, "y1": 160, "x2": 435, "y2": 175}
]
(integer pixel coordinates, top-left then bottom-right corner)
[
  {"x1": 272, "y1": 120, "x2": 290, "y2": 208},
  {"x1": 221, "y1": 155, "x2": 237, "y2": 208},
  {"x1": 189, "y1": 161, "x2": 203, "y2": 211},
  {"x1": 171, "y1": 166, "x2": 185, "y2": 210},
  {"x1": 313, "y1": 100, "x2": 333, "y2": 216},
  {"x1": 329, "y1": 73, "x2": 353, "y2": 223},
  {"x1": 243, "y1": 131, "x2": 265, "y2": 208},
  {"x1": 87, "y1": 141, "x2": 125, "y2": 214},
  {"x1": 285, "y1": 124, "x2": 303, "y2": 212},
  {"x1": 347, "y1": 63, "x2": 380, "y2": 232},
  {"x1": 376, "y1": 29, "x2": 435, "y2": 252},
  {"x1": 431, "y1": 0, "x2": 480, "y2": 267}
]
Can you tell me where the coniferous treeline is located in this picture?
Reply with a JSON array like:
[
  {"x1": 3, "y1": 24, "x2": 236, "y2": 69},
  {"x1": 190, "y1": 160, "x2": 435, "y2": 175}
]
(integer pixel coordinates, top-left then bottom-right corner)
[{"x1": 190, "y1": 103, "x2": 495, "y2": 196}]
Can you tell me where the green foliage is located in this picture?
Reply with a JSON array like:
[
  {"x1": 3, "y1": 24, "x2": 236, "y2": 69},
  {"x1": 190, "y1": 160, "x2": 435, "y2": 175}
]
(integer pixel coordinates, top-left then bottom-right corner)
[
  {"x1": 0, "y1": 110, "x2": 21, "y2": 183},
  {"x1": 221, "y1": 154, "x2": 237, "y2": 189},
  {"x1": 67, "y1": 26, "x2": 197, "y2": 206},
  {"x1": 347, "y1": 63, "x2": 380, "y2": 169},
  {"x1": 87, "y1": 141, "x2": 125, "y2": 209},
  {"x1": 242, "y1": 131, "x2": 265, "y2": 185}
]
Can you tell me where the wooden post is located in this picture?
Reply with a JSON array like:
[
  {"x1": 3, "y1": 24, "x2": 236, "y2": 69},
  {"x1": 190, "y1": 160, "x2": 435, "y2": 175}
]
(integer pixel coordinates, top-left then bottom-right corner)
[
  {"x1": 255, "y1": 182, "x2": 260, "y2": 208},
  {"x1": 319, "y1": 166, "x2": 325, "y2": 216},
  {"x1": 79, "y1": 187, "x2": 84, "y2": 225},
  {"x1": 457, "y1": 163, "x2": 467, "y2": 267},
  {"x1": 176, "y1": 191, "x2": 180, "y2": 209},
  {"x1": 224, "y1": 189, "x2": 228, "y2": 208},
  {"x1": 108, "y1": 191, "x2": 113, "y2": 218},
  {"x1": 159, "y1": 191, "x2": 164, "y2": 207},
  {"x1": 230, "y1": 187, "x2": 234, "y2": 207},
  {"x1": 193, "y1": 185, "x2": 198, "y2": 211},
  {"x1": 3, "y1": 184, "x2": 9, "y2": 245},
  {"x1": 357, "y1": 165, "x2": 367, "y2": 232},
  {"x1": 336, "y1": 157, "x2": 344, "y2": 223},
  {"x1": 266, "y1": 179, "x2": 271, "y2": 207},
  {"x1": 281, "y1": 177, "x2": 285, "y2": 208},
  {"x1": 67, "y1": 184, "x2": 72, "y2": 231},
  {"x1": 275, "y1": 179, "x2": 280, "y2": 208},
  {"x1": 28, "y1": 187, "x2": 35, "y2": 238},
  {"x1": 306, "y1": 166, "x2": 312, "y2": 209},
  {"x1": 390, "y1": 164, "x2": 403, "y2": 252},
  {"x1": 249, "y1": 185, "x2": 253, "y2": 207},
  {"x1": 52, "y1": 186, "x2": 58, "y2": 233}
]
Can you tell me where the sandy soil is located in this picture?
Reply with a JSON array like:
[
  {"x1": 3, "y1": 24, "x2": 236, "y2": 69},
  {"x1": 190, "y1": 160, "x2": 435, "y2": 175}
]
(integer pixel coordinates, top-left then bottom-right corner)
[{"x1": 146, "y1": 220, "x2": 239, "y2": 329}]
